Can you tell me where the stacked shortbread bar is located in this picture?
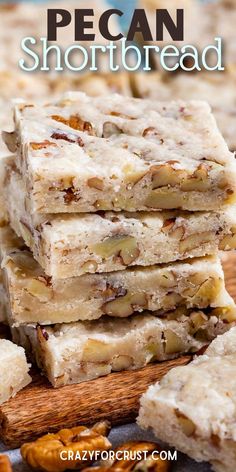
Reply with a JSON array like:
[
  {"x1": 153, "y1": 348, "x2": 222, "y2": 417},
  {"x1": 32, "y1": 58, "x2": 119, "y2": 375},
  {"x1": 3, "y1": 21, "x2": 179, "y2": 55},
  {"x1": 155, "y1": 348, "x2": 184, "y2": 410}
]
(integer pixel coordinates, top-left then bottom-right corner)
[
  {"x1": 138, "y1": 327, "x2": 236, "y2": 472},
  {"x1": 2, "y1": 92, "x2": 236, "y2": 387}
]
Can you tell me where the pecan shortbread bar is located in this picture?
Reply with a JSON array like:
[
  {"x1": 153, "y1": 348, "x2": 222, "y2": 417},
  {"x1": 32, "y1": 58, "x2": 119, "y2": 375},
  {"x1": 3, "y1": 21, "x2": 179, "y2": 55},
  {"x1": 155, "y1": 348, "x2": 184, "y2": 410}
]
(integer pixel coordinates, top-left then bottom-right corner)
[
  {"x1": 138, "y1": 327, "x2": 236, "y2": 472},
  {"x1": 5, "y1": 168, "x2": 236, "y2": 278},
  {"x1": 12, "y1": 309, "x2": 234, "y2": 387},
  {"x1": 0, "y1": 339, "x2": 31, "y2": 405},
  {"x1": 1, "y1": 226, "x2": 235, "y2": 326},
  {"x1": 8, "y1": 92, "x2": 236, "y2": 213}
]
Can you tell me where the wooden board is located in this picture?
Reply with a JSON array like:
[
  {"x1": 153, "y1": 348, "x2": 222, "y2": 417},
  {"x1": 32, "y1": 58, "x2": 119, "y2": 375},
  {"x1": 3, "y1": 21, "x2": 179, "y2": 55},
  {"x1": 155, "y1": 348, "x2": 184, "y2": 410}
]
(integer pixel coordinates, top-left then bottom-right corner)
[
  {"x1": 0, "y1": 357, "x2": 190, "y2": 448},
  {"x1": 0, "y1": 252, "x2": 235, "y2": 448}
]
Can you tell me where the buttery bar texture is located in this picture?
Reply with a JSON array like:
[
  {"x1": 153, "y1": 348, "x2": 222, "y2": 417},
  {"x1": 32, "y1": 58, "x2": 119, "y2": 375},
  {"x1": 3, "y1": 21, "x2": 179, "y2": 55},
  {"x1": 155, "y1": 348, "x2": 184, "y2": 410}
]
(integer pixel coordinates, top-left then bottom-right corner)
[
  {"x1": 1, "y1": 226, "x2": 235, "y2": 325},
  {"x1": 13, "y1": 309, "x2": 234, "y2": 387},
  {"x1": 8, "y1": 92, "x2": 236, "y2": 213},
  {"x1": 5, "y1": 169, "x2": 236, "y2": 278},
  {"x1": 0, "y1": 339, "x2": 31, "y2": 405},
  {"x1": 138, "y1": 327, "x2": 236, "y2": 472},
  {"x1": 13, "y1": 309, "x2": 235, "y2": 388}
]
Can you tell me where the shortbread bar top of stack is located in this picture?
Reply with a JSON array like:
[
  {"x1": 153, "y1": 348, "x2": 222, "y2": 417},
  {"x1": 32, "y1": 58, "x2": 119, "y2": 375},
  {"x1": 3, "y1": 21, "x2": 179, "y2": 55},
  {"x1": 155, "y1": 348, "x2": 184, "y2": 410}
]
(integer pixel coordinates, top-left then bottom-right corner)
[
  {"x1": 5, "y1": 168, "x2": 236, "y2": 278},
  {"x1": 9, "y1": 92, "x2": 236, "y2": 213},
  {"x1": 138, "y1": 326, "x2": 236, "y2": 472},
  {"x1": 1, "y1": 226, "x2": 235, "y2": 326},
  {"x1": 13, "y1": 308, "x2": 233, "y2": 387}
]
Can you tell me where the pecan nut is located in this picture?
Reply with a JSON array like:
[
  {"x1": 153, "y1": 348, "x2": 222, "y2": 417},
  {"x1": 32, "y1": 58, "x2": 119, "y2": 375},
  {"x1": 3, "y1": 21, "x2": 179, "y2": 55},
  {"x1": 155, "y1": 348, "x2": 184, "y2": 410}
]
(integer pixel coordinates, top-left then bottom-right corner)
[
  {"x1": 93, "y1": 235, "x2": 140, "y2": 266},
  {"x1": 0, "y1": 455, "x2": 12, "y2": 472},
  {"x1": 21, "y1": 421, "x2": 111, "y2": 472},
  {"x1": 51, "y1": 114, "x2": 95, "y2": 135},
  {"x1": 83, "y1": 441, "x2": 170, "y2": 472}
]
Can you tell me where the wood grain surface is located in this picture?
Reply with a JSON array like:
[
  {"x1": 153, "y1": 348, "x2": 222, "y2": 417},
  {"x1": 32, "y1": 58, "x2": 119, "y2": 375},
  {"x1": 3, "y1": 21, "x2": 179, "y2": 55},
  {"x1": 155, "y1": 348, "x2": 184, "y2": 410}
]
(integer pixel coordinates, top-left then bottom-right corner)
[
  {"x1": 0, "y1": 252, "x2": 235, "y2": 449},
  {"x1": 0, "y1": 357, "x2": 190, "y2": 448}
]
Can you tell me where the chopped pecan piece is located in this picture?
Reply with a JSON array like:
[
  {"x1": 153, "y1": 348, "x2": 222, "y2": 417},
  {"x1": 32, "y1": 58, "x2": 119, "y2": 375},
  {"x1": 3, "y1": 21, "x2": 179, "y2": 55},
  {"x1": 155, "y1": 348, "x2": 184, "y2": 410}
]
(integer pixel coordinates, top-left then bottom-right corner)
[
  {"x1": 111, "y1": 355, "x2": 133, "y2": 371},
  {"x1": 179, "y1": 231, "x2": 213, "y2": 253},
  {"x1": 81, "y1": 260, "x2": 98, "y2": 274},
  {"x1": 110, "y1": 111, "x2": 136, "y2": 120},
  {"x1": 30, "y1": 140, "x2": 57, "y2": 150},
  {"x1": 102, "y1": 284, "x2": 127, "y2": 301},
  {"x1": 125, "y1": 170, "x2": 147, "y2": 186},
  {"x1": 211, "y1": 307, "x2": 236, "y2": 323},
  {"x1": 161, "y1": 218, "x2": 176, "y2": 233},
  {"x1": 21, "y1": 422, "x2": 111, "y2": 472},
  {"x1": 181, "y1": 164, "x2": 210, "y2": 192},
  {"x1": 164, "y1": 330, "x2": 185, "y2": 355},
  {"x1": 51, "y1": 132, "x2": 84, "y2": 147},
  {"x1": 142, "y1": 127, "x2": 159, "y2": 138},
  {"x1": 2, "y1": 131, "x2": 17, "y2": 153},
  {"x1": 175, "y1": 410, "x2": 196, "y2": 437},
  {"x1": 83, "y1": 339, "x2": 113, "y2": 362},
  {"x1": 93, "y1": 235, "x2": 140, "y2": 265},
  {"x1": 102, "y1": 122, "x2": 123, "y2": 138},
  {"x1": 7, "y1": 250, "x2": 39, "y2": 276},
  {"x1": 102, "y1": 291, "x2": 147, "y2": 317},
  {"x1": 63, "y1": 188, "x2": 80, "y2": 204},
  {"x1": 26, "y1": 278, "x2": 53, "y2": 302},
  {"x1": 219, "y1": 227, "x2": 236, "y2": 250},
  {"x1": 87, "y1": 177, "x2": 104, "y2": 190},
  {"x1": 189, "y1": 311, "x2": 208, "y2": 335},
  {"x1": 151, "y1": 164, "x2": 187, "y2": 189},
  {"x1": 51, "y1": 114, "x2": 95, "y2": 135}
]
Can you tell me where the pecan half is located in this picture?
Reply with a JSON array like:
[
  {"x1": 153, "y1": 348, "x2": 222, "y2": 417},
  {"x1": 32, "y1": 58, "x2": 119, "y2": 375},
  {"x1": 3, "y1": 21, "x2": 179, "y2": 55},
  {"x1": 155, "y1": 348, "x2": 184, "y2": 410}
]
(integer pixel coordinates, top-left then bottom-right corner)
[
  {"x1": 21, "y1": 422, "x2": 111, "y2": 472},
  {"x1": 0, "y1": 455, "x2": 12, "y2": 472},
  {"x1": 51, "y1": 114, "x2": 95, "y2": 135}
]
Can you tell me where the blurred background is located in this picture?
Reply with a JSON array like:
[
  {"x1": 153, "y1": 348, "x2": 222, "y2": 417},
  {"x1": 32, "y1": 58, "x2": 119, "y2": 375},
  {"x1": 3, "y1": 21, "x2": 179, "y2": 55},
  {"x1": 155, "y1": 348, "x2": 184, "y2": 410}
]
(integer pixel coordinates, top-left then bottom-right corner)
[{"x1": 0, "y1": 0, "x2": 234, "y2": 151}]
